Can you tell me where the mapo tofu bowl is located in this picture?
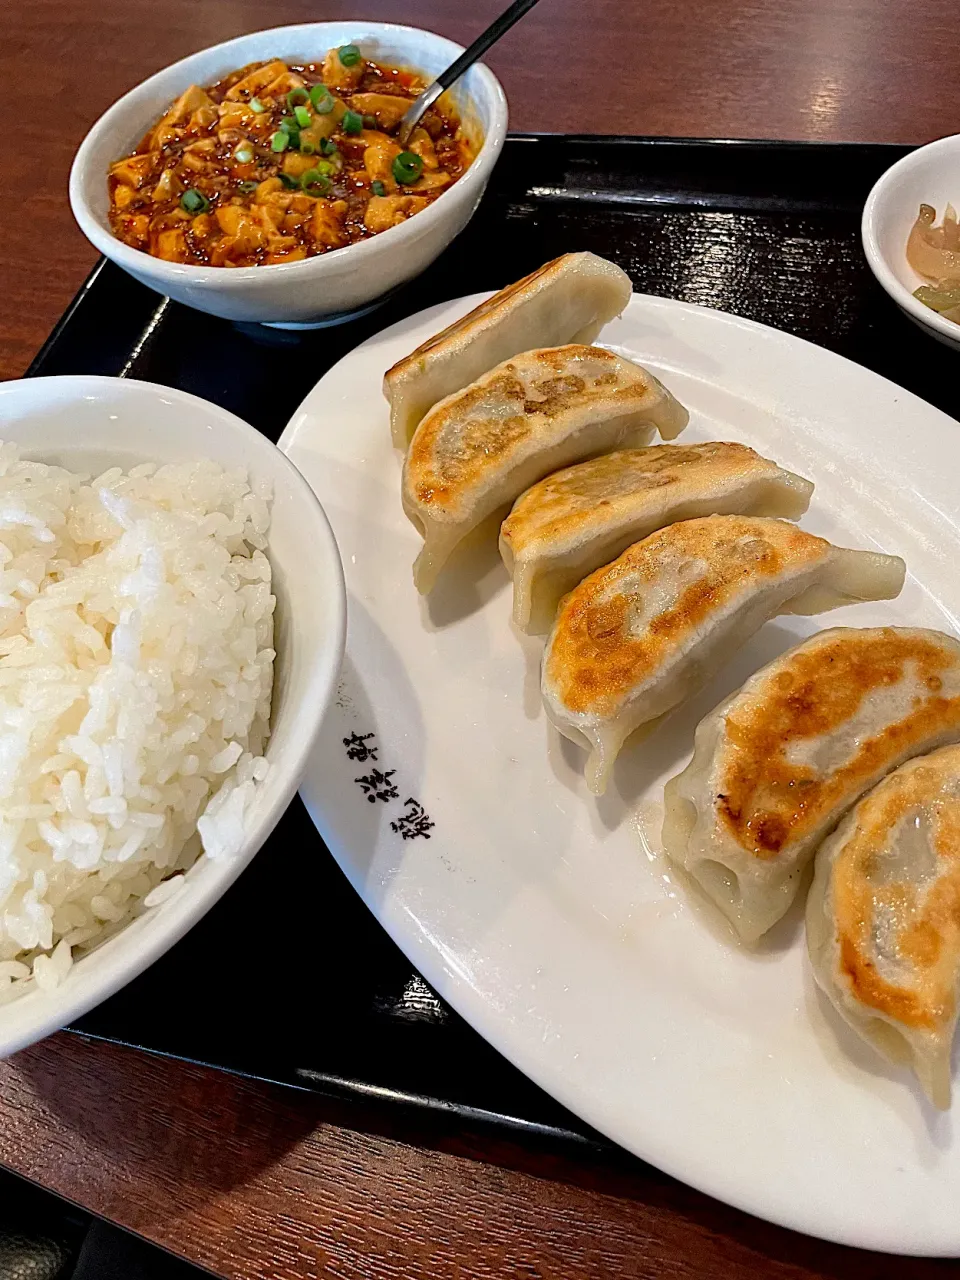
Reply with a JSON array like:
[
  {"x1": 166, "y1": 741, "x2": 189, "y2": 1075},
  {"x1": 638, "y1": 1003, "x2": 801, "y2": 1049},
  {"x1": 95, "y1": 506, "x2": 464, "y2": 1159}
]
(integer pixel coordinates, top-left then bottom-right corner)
[{"x1": 70, "y1": 23, "x2": 507, "y2": 325}]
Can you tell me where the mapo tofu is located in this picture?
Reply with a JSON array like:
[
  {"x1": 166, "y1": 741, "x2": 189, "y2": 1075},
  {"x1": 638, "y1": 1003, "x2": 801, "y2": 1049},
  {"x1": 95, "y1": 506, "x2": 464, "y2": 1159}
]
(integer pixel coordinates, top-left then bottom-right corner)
[{"x1": 107, "y1": 47, "x2": 475, "y2": 267}]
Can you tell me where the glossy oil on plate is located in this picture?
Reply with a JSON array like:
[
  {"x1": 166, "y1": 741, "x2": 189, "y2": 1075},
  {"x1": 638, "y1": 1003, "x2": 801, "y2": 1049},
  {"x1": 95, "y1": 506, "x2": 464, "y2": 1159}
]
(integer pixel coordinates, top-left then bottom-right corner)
[{"x1": 280, "y1": 293, "x2": 960, "y2": 1256}]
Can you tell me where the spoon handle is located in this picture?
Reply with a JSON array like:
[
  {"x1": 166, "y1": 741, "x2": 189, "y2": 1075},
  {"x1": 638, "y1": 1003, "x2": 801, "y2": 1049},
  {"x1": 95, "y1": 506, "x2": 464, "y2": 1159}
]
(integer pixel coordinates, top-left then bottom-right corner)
[{"x1": 436, "y1": 0, "x2": 542, "y2": 90}]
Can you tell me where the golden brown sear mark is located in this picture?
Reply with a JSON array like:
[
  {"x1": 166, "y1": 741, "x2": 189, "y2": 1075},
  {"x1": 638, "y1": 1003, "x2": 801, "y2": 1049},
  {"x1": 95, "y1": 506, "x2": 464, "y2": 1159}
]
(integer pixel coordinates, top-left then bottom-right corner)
[
  {"x1": 407, "y1": 256, "x2": 567, "y2": 360},
  {"x1": 408, "y1": 347, "x2": 651, "y2": 511},
  {"x1": 501, "y1": 443, "x2": 763, "y2": 552},
  {"x1": 833, "y1": 753, "x2": 960, "y2": 1030},
  {"x1": 718, "y1": 630, "x2": 960, "y2": 858},
  {"x1": 545, "y1": 517, "x2": 825, "y2": 719}
]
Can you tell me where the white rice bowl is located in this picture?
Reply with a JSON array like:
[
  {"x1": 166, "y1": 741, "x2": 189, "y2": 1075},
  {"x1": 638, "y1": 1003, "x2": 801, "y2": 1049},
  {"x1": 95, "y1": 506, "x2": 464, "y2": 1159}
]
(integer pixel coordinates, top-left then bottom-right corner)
[{"x1": 0, "y1": 444, "x2": 276, "y2": 999}]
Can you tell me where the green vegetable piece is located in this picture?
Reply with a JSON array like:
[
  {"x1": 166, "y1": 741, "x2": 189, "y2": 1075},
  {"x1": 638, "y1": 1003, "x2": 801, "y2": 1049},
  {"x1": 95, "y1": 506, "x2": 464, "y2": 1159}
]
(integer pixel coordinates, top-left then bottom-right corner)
[
  {"x1": 294, "y1": 105, "x2": 312, "y2": 129},
  {"x1": 287, "y1": 87, "x2": 310, "y2": 109},
  {"x1": 338, "y1": 44, "x2": 361, "y2": 67},
  {"x1": 914, "y1": 284, "x2": 960, "y2": 314},
  {"x1": 391, "y1": 151, "x2": 424, "y2": 185},
  {"x1": 180, "y1": 188, "x2": 210, "y2": 214},
  {"x1": 249, "y1": 97, "x2": 265, "y2": 113},
  {"x1": 309, "y1": 83, "x2": 331, "y2": 107},
  {"x1": 301, "y1": 168, "x2": 333, "y2": 196},
  {"x1": 371, "y1": 180, "x2": 386, "y2": 197},
  {"x1": 270, "y1": 131, "x2": 290, "y2": 152},
  {"x1": 341, "y1": 110, "x2": 363, "y2": 135}
]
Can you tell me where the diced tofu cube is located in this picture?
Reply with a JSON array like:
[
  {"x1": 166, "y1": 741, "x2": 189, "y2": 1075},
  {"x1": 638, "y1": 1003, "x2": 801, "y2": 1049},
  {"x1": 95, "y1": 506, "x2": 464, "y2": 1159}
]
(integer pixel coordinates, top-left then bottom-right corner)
[
  {"x1": 363, "y1": 132, "x2": 402, "y2": 192},
  {"x1": 218, "y1": 102, "x2": 256, "y2": 131},
  {"x1": 348, "y1": 93, "x2": 413, "y2": 132},
  {"x1": 321, "y1": 46, "x2": 364, "y2": 92},
  {"x1": 109, "y1": 153, "x2": 156, "y2": 189},
  {"x1": 150, "y1": 85, "x2": 214, "y2": 142},
  {"x1": 152, "y1": 168, "x2": 182, "y2": 202},
  {"x1": 261, "y1": 71, "x2": 308, "y2": 102},
  {"x1": 188, "y1": 104, "x2": 219, "y2": 131},
  {"x1": 407, "y1": 127, "x2": 439, "y2": 170},
  {"x1": 310, "y1": 199, "x2": 346, "y2": 248},
  {"x1": 409, "y1": 169, "x2": 451, "y2": 194},
  {"x1": 154, "y1": 227, "x2": 189, "y2": 261},
  {"x1": 265, "y1": 246, "x2": 308, "y2": 264},
  {"x1": 363, "y1": 195, "x2": 429, "y2": 234},
  {"x1": 117, "y1": 213, "x2": 150, "y2": 246},
  {"x1": 253, "y1": 178, "x2": 284, "y2": 202},
  {"x1": 225, "y1": 60, "x2": 289, "y2": 101},
  {"x1": 282, "y1": 152, "x2": 317, "y2": 180}
]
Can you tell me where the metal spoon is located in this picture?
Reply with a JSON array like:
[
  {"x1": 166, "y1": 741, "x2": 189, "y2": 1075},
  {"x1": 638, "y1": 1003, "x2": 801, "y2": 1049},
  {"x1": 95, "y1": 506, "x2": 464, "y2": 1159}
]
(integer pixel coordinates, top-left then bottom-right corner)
[{"x1": 398, "y1": 0, "x2": 543, "y2": 146}]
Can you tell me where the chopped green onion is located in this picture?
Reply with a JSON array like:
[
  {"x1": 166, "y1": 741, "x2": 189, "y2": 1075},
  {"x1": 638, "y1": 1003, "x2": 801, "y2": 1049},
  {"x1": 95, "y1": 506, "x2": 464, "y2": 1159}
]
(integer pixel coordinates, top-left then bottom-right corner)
[
  {"x1": 294, "y1": 105, "x2": 311, "y2": 129},
  {"x1": 275, "y1": 120, "x2": 301, "y2": 148},
  {"x1": 341, "y1": 110, "x2": 363, "y2": 135},
  {"x1": 300, "y1": 168, "x2": 332, "y2": 196},
  {"x1": 319, "y1": 138, "x2": 338, "y2": 156},
  {"x1": 362, "y1": 114, "x2": 376, "y2": 129},
  {"x1": 338, "y1": 43, "x2": 361, "y2": 67},
  {"x1": 299, "y1": 139, "x2": 317, "y2": 155},
  {"x1": 287, "y1": 87, "x2": 311, "y2": 109},
  {"x1": 270, "y1": 131, "x2": 289, "y2": 152},
  {"x1": 237, "y1": 180, "x2": 258, "y2": 194},
  {"x1": 313, "y1": 160, "x2": 335, "y2": 177},
  {"x1": 249, "y1": 97, "x2": 265, "y2": 113},
  {"x1": 309, "y1": 83, "x2": 331, "y2": 107},
  {"x1": 314, "y1": 93, "x2": 335, "y2": 115},
  {"x1": 278, "y1": 172, "x2": 300, "y2": 189},
  {"x1": 234, "y1": 146, "x2": 254, "y2": 164},
  {"x1": 391, "y1": 151, "x2": 424, "y2": 185},
  {"x1": 180, "y1": 188, "x2": 210, "y2": 214},
  {"x1": 371, "y1": 179, "x2": 386, "y2": 197}
]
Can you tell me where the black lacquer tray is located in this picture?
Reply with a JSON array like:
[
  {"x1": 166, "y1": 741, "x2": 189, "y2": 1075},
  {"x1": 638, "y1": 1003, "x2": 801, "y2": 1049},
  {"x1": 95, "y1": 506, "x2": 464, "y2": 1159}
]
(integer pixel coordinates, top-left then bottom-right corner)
[{"x1": 28, "y1": 135, "x2": 959, "y2": 1147}]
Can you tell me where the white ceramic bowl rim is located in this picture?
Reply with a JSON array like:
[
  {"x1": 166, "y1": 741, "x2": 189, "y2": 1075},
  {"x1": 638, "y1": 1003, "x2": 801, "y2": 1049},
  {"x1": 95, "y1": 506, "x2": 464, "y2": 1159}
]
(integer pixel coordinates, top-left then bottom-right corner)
[
  {"x1": 69, "y1": 22, "x2": 507, "y2": 288},
  {"x1": 0, "y1": 374, "x2": 346, "y2": 1055},
  {"x1": 861, "y1": 133, "x2": 960, "y2": 345}
]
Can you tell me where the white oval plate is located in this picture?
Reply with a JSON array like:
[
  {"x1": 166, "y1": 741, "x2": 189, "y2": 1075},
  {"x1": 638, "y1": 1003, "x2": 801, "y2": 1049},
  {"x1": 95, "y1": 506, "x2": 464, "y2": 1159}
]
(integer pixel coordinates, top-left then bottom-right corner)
[{"x1": 280, "y1": 293, "x2": 960, "y2": 1256}]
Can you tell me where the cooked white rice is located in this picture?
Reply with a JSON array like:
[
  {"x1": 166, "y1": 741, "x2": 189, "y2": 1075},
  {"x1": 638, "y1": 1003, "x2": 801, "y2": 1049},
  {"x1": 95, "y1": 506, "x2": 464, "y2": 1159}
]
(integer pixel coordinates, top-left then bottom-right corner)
[{"x1": 0, "y1": 444, "x2": 275, "y2": 998}]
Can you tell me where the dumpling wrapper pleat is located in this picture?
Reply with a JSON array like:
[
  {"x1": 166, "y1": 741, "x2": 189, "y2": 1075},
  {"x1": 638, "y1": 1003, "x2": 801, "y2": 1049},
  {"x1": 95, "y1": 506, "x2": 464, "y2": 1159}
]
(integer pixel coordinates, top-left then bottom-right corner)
[
  {"x1": 402, "y1": 345, "x2": 688, "y2": 593},
  {"x1": 807, "y1": 743, "x2": 960, "y2": 1110},
  {"x1": 541, "y1": 516, "x2": 905, "y2": 797},
  {"x1": 663, "y1": 626, "x2": 960, "y2": 943},
  {"x1": 384, "y1": 252, "x2": 633, "y2": 449},
  {"x1": 500, "y1": 442, "x2": 814, "y2": 634}
]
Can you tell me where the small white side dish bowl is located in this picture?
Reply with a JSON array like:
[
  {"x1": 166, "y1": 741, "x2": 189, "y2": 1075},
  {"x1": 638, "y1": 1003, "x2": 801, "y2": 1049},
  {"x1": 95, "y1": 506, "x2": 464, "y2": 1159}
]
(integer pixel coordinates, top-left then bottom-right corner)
[
  {"x1": 69, "y1": 22, "x2": 508, "y2": 326},
  {"x1": 0, "y1": 375, "x2": 346, "y2": 1054},
  {"x1": 861, "y1": 133, "x2": 960, "y2": 352}
]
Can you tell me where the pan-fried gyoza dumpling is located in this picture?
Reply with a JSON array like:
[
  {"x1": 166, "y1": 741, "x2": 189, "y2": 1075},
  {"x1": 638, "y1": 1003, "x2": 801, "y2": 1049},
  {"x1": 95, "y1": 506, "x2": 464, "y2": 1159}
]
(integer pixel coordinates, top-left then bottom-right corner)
[
  {"x1": 807, "y1": 744, "x2": 960, "y2": 1109},
  {"x1": 500, "y1": 442, "x2": 814, "y2": 634},
  {"x1": 384, "y1": 252, "x2": 633, "y2": 449},
  {"x1": 662, "y1": 627, "x2": 960, "y2": 943},
  {"x1": 402, "y1": 346, "x2": 688, "y2": 593},
  {"x1": 541, "y1": 516, "x2": 905, "y2": 795}
]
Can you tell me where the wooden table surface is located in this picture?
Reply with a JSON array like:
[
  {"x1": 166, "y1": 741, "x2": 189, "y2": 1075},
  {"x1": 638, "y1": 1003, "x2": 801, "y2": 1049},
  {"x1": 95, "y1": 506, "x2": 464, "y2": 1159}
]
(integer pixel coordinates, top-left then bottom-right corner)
[{"x1": 2, "y1": 1, "x2": 960, "y2": 1276}]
